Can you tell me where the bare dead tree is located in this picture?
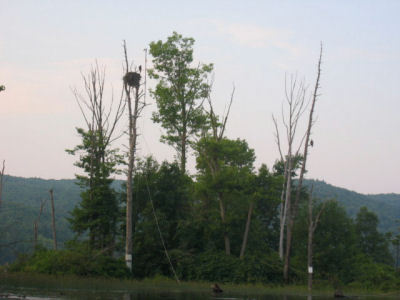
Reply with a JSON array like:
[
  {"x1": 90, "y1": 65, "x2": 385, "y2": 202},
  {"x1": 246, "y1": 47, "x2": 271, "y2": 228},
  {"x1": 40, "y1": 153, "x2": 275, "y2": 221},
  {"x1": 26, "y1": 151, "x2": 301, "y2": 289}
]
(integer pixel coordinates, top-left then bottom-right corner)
[
  {"x1": 307, "y1": 185, "x2": 325, "y2": 292},
  {"x1": 272, "y1": 45, "x2": 323, "y2": 282},
  {"x1": 123, "y1": 41, "x2": 147, "y2": 271},
  {"x1": 49, "y1": 189, "x2": 57, "y2": 250},
  {"x1": 284, "y1": 45, "x2": 323, "y2": 282},
  {"x1": 273, "y1": 75, "x2": 308, "y2": 261},
  {"x1": 0, "y1": 160, "x2": 5, "y2": 209},
  {"x1": 273, "y1": 117, "x2": 289, "y2": 260},
  {"x1": 72, "y1": 62, "x2": 125, "y2": 147},
  {"x1": 33, "y1": 198, "x2": 48, "y2": 249},
  {"x1": 70, "y1": 61, "x2": 125, "y2": 252}
]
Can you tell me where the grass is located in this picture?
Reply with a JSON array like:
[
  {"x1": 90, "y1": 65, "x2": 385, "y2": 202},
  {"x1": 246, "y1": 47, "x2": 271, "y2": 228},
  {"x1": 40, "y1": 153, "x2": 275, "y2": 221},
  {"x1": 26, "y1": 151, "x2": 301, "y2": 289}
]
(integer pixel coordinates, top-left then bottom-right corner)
[{"x1": 0, "y1": 272, "x2": 399, "y2": 299}]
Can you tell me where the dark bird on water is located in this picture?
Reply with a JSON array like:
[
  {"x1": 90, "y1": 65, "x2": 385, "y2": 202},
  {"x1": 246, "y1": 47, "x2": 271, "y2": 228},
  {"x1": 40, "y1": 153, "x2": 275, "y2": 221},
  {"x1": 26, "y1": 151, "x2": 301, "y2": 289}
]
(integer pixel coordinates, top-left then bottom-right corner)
[
  {"x1": 310, "y1": 139, "x2": 314, "y2": 147},
  {"x1": 211, "y1": 283, "x2": 223, "y2": 294}
]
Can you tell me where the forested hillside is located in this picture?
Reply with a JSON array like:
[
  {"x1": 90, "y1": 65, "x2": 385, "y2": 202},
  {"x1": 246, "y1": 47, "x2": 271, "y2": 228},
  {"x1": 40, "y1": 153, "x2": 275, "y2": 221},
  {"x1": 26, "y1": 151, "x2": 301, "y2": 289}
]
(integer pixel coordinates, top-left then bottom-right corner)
[
  {"x1": 0, "y1": 176, "x2": 78, "y2": 263},
  {"x1": 1, "y1": 175, "x2": 399, "y2": 265},
  {"x1": 305, "y1": 179, "x2": 400, "y2": 233},
  {"x1": 0, "y1": 175, "x2": 123, "y2": 264}
]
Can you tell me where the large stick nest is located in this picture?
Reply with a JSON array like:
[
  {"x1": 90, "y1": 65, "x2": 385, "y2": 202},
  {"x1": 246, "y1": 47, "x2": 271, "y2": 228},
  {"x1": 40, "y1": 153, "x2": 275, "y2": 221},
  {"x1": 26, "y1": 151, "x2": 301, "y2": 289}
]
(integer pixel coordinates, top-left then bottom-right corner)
[{"x1": 123, "y1": 72, "x2": 141, "y2": 89}]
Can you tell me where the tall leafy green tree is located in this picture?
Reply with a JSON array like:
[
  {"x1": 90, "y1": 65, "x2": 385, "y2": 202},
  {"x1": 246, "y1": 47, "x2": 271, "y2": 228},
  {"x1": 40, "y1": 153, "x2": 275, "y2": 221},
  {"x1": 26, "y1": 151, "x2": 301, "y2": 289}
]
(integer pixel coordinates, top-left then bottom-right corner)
[
  {"x1": 293, "y1": 200, "x2": 358, "y2": 282},
  {"x1": 196, "y1": 137, "x2": 255, "y2": 255},
  {"x1": 126, "y1": 157, "x2": 193, "y2": 278},
  {"x1": 355, "y1": 206, "x2": 393, "y2": 265},
  {"x1": 149, "y1": 32, "x2": 213, "y2": 173},
  {"x1": 251, "y1": 164, "x2": 283, "y2": 251}
]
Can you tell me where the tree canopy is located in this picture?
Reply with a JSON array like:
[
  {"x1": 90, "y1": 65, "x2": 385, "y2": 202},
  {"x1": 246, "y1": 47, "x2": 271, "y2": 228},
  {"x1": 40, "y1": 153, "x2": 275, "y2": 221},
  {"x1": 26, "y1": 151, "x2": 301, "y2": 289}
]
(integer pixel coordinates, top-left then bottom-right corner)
[{"x1": 149, "y1": 32, "x2": 213, "y2": 173}]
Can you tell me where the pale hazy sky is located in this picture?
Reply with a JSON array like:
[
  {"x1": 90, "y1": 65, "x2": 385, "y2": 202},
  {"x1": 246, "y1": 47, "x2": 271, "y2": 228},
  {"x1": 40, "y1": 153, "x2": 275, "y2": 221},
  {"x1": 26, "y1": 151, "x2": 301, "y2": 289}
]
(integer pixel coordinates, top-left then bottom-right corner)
[{"x1": 1, "y1": 1, "x2": 399, "y2": 194}]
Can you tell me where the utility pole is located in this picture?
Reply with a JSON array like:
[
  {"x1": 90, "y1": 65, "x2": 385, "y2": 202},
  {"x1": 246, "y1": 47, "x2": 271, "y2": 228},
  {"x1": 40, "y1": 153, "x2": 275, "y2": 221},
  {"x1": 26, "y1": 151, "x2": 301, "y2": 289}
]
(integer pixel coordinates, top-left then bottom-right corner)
[
  {"x1": 123, "y1": 41, "x2": 147, "y2": 271},
  {"x1": 49, "y1": 189, "x2": 57, "y2": 250}
]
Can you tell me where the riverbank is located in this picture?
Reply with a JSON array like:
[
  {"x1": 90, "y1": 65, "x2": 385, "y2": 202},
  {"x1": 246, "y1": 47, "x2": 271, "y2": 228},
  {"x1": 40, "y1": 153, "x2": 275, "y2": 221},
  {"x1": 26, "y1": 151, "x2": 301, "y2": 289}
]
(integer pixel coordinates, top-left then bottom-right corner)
[{"x1": 1, "y1": 272, "x2": 399, "y2": 299}]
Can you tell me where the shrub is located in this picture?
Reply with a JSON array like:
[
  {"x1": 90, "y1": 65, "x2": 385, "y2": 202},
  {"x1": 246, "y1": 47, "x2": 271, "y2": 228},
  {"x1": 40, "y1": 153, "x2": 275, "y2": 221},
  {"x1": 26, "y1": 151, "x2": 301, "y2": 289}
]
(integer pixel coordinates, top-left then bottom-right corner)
[
  {"x1": 10, "y1": 248, "x2": 129, "y2": 278},
  {"x1": 176, "y1": 251, "x2": 284, "y2": 284}
]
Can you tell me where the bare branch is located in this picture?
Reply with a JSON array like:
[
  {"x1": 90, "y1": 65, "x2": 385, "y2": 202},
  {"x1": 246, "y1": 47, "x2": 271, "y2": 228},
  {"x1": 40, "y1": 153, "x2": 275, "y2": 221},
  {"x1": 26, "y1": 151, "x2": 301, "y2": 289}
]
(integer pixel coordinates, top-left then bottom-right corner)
[
  {"x1": 219, "y1": 83, "x2": 235, "y2": 139},
  {"x1": 272, "y1": 115, "x2": 284, "y2": 161}
]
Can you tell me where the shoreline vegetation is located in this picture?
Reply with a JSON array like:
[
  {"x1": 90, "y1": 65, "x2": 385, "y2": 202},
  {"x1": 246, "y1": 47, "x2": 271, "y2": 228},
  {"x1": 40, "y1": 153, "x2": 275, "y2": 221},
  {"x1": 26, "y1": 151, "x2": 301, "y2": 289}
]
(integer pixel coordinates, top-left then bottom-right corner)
[
  {"x1": 2, "y1": 32, "x2": 400, "y2": 298},
  {"x1": 1, "y1": 272, "x2": 399, "y2": 299}
]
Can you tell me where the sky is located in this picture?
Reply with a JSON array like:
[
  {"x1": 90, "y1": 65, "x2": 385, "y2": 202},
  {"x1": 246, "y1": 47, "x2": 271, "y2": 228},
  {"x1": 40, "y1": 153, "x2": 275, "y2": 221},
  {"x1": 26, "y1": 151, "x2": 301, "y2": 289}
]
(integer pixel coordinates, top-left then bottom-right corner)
[{"x1": 0, "y1": 0, "x2": 399, "y2": 194}]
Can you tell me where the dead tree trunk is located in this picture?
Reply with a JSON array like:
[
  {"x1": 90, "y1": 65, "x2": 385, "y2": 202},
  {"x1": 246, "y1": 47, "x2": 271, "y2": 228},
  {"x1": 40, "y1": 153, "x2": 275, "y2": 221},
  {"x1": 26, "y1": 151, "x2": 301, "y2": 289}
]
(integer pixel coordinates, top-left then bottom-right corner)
[
  {"x1": 272, "y1": 76, "x2": 305, "y2": 264},
  {"x1": 123, "y1": 41, "x2": 146, "y2": 271},
  {"x1": 240, "y1": 201, "x2": 254, "y2": 259},
  {"x1": 33, "y1": 198, "x2": 47, "y2": 250},
  {"x1": 273, "y1": 74, "x2": 307, "y2": 280},
  {"x1": 278, "y1": 161, "x2": 288, "y2": 260},
  {"x1": 307, "y1": 195, "x2": 314, "y2": 292},
  {"x1": 284, "y1": 45, "x2": 323, "y2": 282},
  {"x1": 307, "y1": 185, "x2": 325, "y2": 292},
  {"x1": 49, "y1": 189, "x2": 57, "y2": 250},
  {"x1": 0, "y1": 160, "x2": 5, "y2": 210}
]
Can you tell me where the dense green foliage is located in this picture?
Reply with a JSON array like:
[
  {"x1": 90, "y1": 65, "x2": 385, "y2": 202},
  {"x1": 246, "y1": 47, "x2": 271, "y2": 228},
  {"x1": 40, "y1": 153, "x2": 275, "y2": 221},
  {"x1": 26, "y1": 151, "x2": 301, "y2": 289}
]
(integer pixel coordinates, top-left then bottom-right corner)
[
  {"x1": 2, "y1": 33, "x2": 400, "y2": 291},
  {"x1": 177, "y1": 251, "x2": 284, "y2": 284},
  {"x1": 10, "y1": 245, "x2": 129, "y2": 278},
  {"x1": 355, "y1": 206, "x2": 392, "y2": 265},
  {"x1": 0, "y1": 176, "x2": 81, "y2": 264},
  {"x1": 5, "y1": 172, "x2": 398, "y2": 288},
  {"x1": 128, "y1": 158, "x2": 193, "y2": 278},
  {"x1": 291, "y1": 200, "x2": 399, "y2": 290},
  {"x1": 149, "y1": 32, "x2": 213, "y2": 172},
  {"x1": 66, "y1": 127, "x2": 121, "y2": 251}
]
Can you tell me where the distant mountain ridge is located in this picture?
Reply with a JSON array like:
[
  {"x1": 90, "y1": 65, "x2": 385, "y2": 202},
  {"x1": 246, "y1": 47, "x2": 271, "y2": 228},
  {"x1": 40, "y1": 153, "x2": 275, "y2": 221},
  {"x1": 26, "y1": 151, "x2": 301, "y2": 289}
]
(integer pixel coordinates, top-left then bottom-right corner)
[
  {"x1": 0, "y1": 175, "x2": 399, "y2": 264},
  {"x1": 304, "y1": 179, "x2": 400, "y2": 233}
]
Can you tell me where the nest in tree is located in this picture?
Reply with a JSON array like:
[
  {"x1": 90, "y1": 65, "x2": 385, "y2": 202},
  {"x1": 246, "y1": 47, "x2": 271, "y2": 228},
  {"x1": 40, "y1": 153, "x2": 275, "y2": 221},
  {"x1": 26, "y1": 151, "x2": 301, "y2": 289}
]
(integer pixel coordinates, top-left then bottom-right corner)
[{"x1": 123, "y1": 72, "x2": 141, "y2": 89}]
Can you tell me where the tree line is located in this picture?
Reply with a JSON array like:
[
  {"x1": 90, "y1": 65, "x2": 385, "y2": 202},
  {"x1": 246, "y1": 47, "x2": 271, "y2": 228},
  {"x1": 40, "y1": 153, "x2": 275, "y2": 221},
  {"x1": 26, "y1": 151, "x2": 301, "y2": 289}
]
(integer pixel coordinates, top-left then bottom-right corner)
[{"x1": 7, "y1": 32, "x2": 400, "y2": 290}]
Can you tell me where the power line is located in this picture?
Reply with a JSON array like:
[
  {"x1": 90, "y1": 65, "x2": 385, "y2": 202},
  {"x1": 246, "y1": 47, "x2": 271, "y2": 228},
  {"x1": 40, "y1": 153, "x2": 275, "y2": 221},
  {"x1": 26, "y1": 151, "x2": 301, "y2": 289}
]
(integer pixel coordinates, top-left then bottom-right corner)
[{"x1": 141, "y1": 132, "x2": 180, "y2": 284}]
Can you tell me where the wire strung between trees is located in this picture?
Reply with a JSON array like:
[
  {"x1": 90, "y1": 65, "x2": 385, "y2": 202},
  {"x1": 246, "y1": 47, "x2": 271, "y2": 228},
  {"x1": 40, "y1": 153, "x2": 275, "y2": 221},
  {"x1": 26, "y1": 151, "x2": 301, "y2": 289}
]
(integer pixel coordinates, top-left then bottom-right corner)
[
  {"x1": 139, "y1": 129, "x2": 180, "y2": 284},
  {"x1": 144, "y1": 174, "x2": 181, "y2": 284},
  {"x1": 130, "y1": 51, "x2": 179, "y2": 282}
]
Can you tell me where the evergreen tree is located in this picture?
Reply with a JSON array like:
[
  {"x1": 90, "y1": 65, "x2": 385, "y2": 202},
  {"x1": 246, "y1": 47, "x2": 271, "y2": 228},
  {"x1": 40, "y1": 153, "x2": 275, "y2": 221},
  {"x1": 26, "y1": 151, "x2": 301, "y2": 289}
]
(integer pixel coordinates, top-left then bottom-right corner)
[
  {"x1": 67, "y1": 64, "x2": 124, "y2": 253},
  {"x1": 67, "y1": 128, "x2": 120, "y2": 252},
  {"x1": 355, "y1": 206, "x2": 393, "y2": 265}
]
